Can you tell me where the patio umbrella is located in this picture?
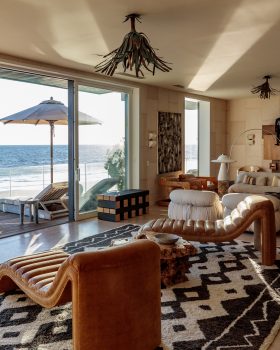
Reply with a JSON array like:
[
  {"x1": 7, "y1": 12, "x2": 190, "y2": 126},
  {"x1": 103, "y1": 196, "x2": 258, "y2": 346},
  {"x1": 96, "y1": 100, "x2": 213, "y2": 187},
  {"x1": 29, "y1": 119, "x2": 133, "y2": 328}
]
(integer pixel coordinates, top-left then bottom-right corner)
[{"x1": 0, "y1": 97, "x2": 102, "y2": 183}]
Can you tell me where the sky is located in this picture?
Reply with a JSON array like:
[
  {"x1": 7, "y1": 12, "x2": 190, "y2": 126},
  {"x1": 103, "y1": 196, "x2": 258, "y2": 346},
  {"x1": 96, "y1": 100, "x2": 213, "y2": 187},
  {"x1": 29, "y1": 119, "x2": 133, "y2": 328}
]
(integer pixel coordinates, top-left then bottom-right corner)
[{"x1": 0, "y1": 78, "x2": 125, "y2": 146}]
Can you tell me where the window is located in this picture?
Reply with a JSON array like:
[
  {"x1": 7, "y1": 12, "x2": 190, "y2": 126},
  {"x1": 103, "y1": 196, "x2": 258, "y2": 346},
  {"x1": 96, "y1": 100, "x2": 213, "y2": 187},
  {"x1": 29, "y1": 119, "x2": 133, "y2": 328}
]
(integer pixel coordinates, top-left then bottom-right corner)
[{"x1": 184, "y1": 98, "x2": 198, "y2": 175}]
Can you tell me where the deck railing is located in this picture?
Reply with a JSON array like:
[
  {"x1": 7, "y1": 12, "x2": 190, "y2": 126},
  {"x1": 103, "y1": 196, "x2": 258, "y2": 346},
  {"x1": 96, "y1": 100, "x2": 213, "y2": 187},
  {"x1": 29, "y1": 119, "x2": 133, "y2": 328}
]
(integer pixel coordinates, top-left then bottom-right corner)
[{"x1": 0, "y1": 162, "x2": 109, "y2": 197}]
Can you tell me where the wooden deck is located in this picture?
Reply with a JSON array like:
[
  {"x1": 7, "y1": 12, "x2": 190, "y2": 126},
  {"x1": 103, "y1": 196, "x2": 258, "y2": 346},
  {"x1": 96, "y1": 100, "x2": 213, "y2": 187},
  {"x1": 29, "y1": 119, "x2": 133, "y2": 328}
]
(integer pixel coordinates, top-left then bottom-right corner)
[{"x1": 0, "y1": 211, "x2": 68, "y2": 239}]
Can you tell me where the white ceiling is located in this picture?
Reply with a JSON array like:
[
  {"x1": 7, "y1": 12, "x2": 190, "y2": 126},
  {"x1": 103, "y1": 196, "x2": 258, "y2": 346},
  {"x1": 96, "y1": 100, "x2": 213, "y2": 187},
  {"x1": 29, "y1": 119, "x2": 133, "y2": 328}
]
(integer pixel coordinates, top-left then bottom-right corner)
[{"x1": 1, "y1": 0, "x2": 280, "y2": 100}]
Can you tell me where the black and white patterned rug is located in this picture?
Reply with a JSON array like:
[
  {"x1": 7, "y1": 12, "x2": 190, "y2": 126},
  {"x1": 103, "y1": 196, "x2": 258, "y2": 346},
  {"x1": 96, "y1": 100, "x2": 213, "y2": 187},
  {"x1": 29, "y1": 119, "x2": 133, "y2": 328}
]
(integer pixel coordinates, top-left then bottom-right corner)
[{"x1": 1, "y1": 224, "x2": 280, "y2": 350}]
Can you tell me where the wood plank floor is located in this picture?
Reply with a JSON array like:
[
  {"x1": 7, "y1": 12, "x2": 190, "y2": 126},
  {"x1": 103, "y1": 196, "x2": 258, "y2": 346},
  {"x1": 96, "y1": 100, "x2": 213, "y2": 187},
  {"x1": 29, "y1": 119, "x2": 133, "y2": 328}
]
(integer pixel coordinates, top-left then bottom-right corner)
[
  {"x1": 0, "y1": 205, "x2": 280, "y2": 349},
  {"x1": 0, "y1": 211, "x2": 68, "y2": 239}
]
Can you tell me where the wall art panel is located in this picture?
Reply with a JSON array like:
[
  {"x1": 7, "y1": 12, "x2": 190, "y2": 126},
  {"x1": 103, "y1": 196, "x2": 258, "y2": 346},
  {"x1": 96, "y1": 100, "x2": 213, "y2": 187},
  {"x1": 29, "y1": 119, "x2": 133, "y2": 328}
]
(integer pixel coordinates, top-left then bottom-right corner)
[{"x1": 158, "y1": 111, "x2": 182, "y2": 174}]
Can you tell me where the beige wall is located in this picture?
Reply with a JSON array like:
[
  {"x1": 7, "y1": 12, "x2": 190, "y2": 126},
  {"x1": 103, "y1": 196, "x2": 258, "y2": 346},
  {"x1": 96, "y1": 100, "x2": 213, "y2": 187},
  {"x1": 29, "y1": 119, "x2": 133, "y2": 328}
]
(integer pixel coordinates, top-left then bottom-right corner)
[
  {"x1": 227, "y1": 96, "x2": 280, "y2": 179},
  {"x1": 139, "y1": 86, "x2": 227, "y2": 203}
]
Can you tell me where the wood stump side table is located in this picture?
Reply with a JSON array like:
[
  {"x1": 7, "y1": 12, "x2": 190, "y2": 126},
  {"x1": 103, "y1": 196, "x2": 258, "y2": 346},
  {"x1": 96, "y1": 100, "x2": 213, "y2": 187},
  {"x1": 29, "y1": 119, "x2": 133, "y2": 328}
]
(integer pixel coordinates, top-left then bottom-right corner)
[{"x1": 144, "y1": 234, "x2": 197, "y2": 287}]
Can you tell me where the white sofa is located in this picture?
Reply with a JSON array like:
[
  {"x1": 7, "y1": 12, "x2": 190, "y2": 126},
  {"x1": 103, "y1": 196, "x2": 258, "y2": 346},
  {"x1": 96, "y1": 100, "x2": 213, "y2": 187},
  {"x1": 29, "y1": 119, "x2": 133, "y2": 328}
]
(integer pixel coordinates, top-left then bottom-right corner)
[
  {"x1": 223, "y1": 171, "x2": 280, "y2": 231},
  {"x1": 228, "y1": 171, "x2": 280, "y2": 195}
]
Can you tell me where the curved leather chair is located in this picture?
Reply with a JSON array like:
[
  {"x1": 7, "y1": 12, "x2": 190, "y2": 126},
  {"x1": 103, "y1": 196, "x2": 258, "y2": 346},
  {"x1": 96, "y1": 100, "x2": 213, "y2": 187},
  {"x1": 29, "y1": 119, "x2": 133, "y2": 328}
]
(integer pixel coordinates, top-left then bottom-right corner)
[
  {"x1": 138, "y1": 195, "x2": 276, "y2": 266},
  {"x1": 0, "y1": 240, "x2": 161, "y2": 350}
]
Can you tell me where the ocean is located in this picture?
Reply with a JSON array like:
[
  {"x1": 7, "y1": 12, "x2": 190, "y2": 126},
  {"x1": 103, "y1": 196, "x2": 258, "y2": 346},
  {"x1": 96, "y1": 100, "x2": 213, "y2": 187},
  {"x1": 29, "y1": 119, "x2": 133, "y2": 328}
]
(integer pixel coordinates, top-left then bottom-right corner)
[
  {"x1": 0, "y1": 145, "x2": 110, "y2": 167},
  {"x1": 0, "y1": 145, "x2": 113, "y2": 196},
  {"x1": 0, "y1": 145, "x2": 198, "y2": 197}
]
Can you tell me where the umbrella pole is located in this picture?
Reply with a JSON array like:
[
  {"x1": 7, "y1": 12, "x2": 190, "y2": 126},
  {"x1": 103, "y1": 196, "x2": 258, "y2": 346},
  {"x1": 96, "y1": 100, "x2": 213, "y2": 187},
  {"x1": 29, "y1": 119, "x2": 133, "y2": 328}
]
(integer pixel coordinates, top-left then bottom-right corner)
[{"x1": 49, "y1": 121, "x2": 55, "y2": 184}]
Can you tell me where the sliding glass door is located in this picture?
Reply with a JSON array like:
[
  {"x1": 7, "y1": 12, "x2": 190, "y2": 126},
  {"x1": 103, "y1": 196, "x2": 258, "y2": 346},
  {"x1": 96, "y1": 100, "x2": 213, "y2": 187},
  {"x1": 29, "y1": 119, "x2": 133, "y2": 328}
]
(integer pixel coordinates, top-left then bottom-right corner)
[{"x1": 75, "y1": 83, "x2": 128, "y2": 219}]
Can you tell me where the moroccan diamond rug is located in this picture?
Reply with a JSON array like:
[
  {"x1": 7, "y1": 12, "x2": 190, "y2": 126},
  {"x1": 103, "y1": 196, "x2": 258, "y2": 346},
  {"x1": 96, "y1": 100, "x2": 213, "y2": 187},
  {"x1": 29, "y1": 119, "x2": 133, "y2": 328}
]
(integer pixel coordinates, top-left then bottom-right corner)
[{"x1": 1, "y1": 223, "x2": 280, "y2": 350}]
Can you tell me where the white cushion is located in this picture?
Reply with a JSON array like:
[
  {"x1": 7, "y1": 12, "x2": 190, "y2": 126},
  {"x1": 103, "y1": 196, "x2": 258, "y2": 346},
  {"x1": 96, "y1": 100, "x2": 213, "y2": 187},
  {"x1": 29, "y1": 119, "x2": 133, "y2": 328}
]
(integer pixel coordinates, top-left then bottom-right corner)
[
  {"x1": 168, "y1": 189, "x2": 223, "y2": 221},
  {"x1": 169, "y1": 189, "x2": 219, "y2": 206}
]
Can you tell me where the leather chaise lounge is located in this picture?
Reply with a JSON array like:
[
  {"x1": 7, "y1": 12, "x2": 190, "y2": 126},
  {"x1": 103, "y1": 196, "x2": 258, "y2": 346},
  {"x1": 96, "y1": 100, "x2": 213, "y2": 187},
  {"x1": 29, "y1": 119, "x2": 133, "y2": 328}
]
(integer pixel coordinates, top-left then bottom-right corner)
[
  {"x1": 138, "y1": 195, "x2": 276, "y2": 266},
  {"x1": 0, "y1": 240, "x2": 161, "y2": 350}
]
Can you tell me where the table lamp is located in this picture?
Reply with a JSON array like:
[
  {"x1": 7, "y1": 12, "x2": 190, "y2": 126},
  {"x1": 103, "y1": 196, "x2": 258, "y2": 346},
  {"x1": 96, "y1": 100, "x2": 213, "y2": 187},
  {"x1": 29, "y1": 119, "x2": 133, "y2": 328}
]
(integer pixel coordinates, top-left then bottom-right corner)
[{"x1": 211, "y1": 154, "x2": 235, "y2": 181}]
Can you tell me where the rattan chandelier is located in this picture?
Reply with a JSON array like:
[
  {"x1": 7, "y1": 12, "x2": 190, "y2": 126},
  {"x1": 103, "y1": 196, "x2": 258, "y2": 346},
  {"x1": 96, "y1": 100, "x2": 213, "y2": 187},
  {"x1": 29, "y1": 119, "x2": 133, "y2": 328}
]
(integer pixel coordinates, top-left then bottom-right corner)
[
  {"x1": 251, "y1": 75, "x2": 277, "y2": 99},
  {"x1": 95, "y1": 14, "x2": 172, "y2": 78}
]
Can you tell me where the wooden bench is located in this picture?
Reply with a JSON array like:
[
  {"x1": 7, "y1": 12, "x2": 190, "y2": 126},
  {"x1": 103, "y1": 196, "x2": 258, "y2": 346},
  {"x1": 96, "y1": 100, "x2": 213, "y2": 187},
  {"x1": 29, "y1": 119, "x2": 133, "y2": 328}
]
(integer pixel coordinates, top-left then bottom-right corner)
[{"x1": 97, "y1": 189, "x2": 149, "y2": 221}]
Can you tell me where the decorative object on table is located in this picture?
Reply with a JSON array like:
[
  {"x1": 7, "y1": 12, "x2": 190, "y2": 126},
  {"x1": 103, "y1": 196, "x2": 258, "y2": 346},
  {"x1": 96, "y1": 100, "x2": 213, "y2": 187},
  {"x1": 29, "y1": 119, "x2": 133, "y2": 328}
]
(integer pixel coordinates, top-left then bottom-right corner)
[
  {"x1": 0, "y1": 97, "x2": 101, "y2": 183},
  {"x1": 211, "y1": 154, "x2": 235, "y2": 181},
  {"x1": 251, "y1": 75, "x2": 278, "y2": 99},
  {"x1": 97, "y1": 189, "x2": 149, "y2": 222},
  {"x1": 1, "y1": 224, "x2": 280, "y2": 350},
  {"x1": 95, "y1": 13, "x2": 172, "y2": 78},
  {"x1": 158, "y1": 111, "x2": 182, "y2": 174},
  {"x1": 154, "y1": 233, "x2": 179, "y2": 245}
]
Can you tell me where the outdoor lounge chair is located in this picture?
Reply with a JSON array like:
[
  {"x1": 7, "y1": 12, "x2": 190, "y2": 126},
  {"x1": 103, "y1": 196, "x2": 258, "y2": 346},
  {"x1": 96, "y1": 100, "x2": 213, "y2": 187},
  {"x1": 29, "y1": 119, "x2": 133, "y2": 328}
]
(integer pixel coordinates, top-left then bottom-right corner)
[
  {"x1": 0, "y1": 181, "x2": 68, "y2": 220},
  {"x1": 35, "y1": 181, "x2": 68, "y2": 219}
]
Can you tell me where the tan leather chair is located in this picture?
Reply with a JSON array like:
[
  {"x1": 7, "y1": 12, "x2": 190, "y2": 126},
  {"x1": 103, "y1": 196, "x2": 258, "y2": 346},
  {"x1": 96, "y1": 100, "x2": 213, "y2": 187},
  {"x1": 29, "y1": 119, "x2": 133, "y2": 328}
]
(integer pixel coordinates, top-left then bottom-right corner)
[
  {"x1": 138, "y1": 195, "x2": 276, "y2": 266},
  {"x1": 0, "y1": 240, "x2": 161, "y2": 350}
]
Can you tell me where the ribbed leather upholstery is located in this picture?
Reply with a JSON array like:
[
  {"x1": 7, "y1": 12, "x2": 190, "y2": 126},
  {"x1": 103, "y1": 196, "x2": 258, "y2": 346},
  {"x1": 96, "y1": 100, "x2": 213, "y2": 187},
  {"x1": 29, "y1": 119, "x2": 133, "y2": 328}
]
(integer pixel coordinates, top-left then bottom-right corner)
[
  {"x1": 138, "y1": 195, "x2": 276, "y2": 266},
  {"x1": 0, "y1": 250, "x2": 70, "y2": 297},
  {"x1": 0, "y1": 240, "x2": 161, "y2": 350}
]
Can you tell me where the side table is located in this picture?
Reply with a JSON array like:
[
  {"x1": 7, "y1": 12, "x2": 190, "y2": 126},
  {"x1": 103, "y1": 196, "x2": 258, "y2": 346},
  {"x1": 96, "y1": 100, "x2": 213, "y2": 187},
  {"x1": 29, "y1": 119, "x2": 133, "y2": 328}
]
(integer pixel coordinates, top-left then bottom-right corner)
[
  {"x1": 144, "y1": 234, "x2": 197, "y2": 287},
  {"x1": 19, "y1": 199, "x2": 39, "y2": 225},
  {"x1": 218, "y1": 180, "x2": 230, "y2": 197}
]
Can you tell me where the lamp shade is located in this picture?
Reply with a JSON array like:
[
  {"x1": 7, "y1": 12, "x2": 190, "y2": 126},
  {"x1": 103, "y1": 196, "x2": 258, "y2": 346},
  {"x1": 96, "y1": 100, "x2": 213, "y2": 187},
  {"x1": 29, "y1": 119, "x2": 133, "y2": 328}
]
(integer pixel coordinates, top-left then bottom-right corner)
[
  {"x1": 211, "y1": 154, "x2": 235, "y2": 181},
  {"x1": 211, "y1": 154, "x2": 235, "y2": 163}
]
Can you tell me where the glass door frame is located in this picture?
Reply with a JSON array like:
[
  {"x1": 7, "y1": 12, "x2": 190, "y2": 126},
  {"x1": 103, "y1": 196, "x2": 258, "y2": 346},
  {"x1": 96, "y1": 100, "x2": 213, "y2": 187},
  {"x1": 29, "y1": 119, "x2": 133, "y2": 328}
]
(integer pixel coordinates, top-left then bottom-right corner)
[{"x1": 72, "y1": 79, "x2": 133, "y2": 221}]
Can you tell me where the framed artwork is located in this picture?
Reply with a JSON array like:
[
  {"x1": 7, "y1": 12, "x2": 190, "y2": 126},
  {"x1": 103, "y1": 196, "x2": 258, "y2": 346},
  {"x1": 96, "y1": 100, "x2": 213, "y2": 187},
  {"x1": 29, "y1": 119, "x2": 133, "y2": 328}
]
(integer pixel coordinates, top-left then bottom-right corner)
[{"x1": 158, "y1": 111, "x2": 182, "y2": 174}]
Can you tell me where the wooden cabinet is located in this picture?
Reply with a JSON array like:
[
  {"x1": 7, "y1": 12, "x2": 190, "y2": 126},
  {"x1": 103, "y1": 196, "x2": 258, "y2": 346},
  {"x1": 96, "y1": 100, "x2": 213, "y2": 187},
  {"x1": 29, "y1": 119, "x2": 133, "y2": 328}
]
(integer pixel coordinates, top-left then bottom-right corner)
[{"x1": 262, "y1": 125, "x2": 280, "y2": 160}]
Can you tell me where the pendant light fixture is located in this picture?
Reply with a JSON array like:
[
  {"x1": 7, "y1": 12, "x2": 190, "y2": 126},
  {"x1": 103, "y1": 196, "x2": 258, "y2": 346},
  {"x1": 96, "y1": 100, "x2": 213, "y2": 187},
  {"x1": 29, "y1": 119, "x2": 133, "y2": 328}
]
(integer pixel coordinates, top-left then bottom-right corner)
[
  {"x1": 95, "y1": 14, "x2": 172, "y2": 78},
  {"x1": 251, "y1": 75, "x2": 277, "y2": 99}
]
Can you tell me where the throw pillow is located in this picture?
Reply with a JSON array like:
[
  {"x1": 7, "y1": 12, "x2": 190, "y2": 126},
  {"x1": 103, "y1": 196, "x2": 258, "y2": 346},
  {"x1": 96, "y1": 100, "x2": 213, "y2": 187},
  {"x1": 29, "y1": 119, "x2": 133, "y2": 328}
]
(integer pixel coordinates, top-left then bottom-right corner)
[
  {"x1": 255, "y1": 176, "x2": 267, "y2": 186},
  {"x1": 236, "y1": 173, "x2": 246, "y2": 183},
  {"x1": 272, "y1": 175, "x2": 280, "y2": 187},
  {"x1": 242, "y1": 174, "x2": 256, "y2": 185}
]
